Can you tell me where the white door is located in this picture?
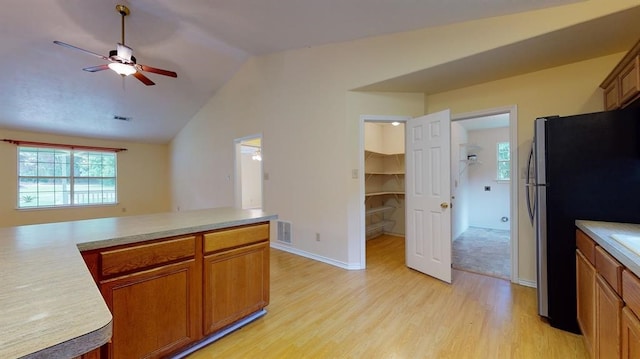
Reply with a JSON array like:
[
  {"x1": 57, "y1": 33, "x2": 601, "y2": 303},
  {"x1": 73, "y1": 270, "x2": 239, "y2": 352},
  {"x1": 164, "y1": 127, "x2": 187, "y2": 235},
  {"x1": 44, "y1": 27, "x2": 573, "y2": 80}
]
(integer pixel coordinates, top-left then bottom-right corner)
[{"x1": 405, "y1": 110, "x2": 452, "y2": 283}]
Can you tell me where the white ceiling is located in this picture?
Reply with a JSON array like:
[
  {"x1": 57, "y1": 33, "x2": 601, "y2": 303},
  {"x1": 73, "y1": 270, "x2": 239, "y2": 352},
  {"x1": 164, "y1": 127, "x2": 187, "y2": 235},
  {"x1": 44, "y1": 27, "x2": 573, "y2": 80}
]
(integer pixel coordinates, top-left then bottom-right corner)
[{"x1": 0, "y1": 0, "x2": 620, "y2": 144}]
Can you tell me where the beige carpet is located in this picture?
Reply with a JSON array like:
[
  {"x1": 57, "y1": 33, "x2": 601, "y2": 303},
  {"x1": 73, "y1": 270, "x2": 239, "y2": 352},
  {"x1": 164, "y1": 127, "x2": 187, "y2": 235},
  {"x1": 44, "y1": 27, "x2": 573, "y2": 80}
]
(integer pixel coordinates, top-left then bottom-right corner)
[{"x1": 452, "y1": 227, "x2": 511, "y2": 280}]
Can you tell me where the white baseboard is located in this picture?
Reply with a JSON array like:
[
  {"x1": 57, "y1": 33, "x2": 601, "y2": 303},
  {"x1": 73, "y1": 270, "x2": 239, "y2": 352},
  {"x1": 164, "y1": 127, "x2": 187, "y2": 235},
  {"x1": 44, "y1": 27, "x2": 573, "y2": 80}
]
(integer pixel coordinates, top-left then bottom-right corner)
[
  {"x1": 518, "y1": 279, "x2": 537, "y2": 288},
  {"x1": 270, "y1": 242, "x2": 363, "y2": 270}
]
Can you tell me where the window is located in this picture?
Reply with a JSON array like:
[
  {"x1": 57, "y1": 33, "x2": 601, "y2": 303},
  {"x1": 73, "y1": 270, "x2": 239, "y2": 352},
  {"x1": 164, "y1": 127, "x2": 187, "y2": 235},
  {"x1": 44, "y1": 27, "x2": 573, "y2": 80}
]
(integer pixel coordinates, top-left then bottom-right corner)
[
  {"x1": 18, "y1": 147, "x2": 117, "y2": 208},
  {"x1": 497, "y1": 142, "x2": 510, "y2": 181}
]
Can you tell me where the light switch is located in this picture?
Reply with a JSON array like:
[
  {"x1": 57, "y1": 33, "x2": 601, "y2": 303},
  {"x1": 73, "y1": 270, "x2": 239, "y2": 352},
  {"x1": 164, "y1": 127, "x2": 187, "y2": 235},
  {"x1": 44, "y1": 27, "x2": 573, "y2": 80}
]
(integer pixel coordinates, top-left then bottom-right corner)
[{"x1": 352, "y1": 169, "x2": 358, "y2": 179}]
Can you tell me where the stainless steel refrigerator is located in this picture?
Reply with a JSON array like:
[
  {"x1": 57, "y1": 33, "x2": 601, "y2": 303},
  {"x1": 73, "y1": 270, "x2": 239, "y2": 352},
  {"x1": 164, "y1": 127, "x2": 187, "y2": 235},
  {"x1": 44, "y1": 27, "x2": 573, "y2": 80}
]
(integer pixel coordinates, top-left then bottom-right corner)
[{"x1": 526, "y1": 106, "x2": 640, "y2": 333}]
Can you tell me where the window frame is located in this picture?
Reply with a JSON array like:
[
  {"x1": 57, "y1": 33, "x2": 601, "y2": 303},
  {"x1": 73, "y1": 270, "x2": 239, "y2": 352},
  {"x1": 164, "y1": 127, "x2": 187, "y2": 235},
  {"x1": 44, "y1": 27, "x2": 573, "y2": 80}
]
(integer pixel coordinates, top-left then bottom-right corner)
[
  {"x1": 496, "y1": 141, "x2": 510, "y2": 181},
  {"x1": 17, "y1": 146, "x2": 118, "y2": 209}
]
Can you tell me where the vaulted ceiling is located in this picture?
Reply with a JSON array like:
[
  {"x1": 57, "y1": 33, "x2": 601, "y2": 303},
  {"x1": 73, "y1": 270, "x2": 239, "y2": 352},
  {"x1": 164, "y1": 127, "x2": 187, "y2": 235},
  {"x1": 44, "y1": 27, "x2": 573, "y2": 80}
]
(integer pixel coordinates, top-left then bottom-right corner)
[{"x1": 1, "y1": 0, "x2": 634, "y2": 143}]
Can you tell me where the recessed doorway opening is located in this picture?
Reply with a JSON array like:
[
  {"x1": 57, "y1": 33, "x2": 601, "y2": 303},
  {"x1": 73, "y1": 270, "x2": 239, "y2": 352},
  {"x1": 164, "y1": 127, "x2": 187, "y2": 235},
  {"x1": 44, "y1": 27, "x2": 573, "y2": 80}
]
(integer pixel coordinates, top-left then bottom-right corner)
[{"x1": 234, "y1": 135, "x2": 263, "y2": 210}]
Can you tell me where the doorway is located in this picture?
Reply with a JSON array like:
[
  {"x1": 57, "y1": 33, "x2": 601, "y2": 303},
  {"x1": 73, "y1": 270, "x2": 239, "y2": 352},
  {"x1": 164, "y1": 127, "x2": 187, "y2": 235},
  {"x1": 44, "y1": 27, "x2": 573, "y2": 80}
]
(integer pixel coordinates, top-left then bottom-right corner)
[
  {"x1": 451, "y1": 113, "x2": 512, "y2": 280},
  {"x1": 234, "y1": 135, "x2": 263, "y2": 209},
  {"x1": 358, "y1": 106, "x2": 518, "y2": 283}
]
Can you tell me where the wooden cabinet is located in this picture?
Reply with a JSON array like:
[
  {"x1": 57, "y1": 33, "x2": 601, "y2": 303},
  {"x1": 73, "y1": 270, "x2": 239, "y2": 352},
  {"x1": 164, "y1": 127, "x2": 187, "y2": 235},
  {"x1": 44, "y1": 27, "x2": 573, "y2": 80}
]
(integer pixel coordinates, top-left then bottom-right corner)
[
  {"x1": 81, "y1": 221, "x2": 270, "y2": 359},
  {"x1": 576, "y1": 229, "x2": 640, "y2": 359},
  {"x1": 101, "y1": 260, "x2": 200, "y2": 359},
  {"x1": 203, "y1": 242, "x2": 269, "y2": 334},
  {"x1": 577, "y1": 248, "x2": 596, "y2": 357},
  {"x1": 622, "y1": 306, "x2": 640, "y2": 359},
  {"x1": 622, "y1": 270, "x2": 640, "y2": 358},
  {"x1": 596, "y1": 274, "x2": 623, "y2": 359},
  {"x1": 202, "y1": 224, "x2": 270, "y2": 334},
  {"x1": 601, "y1": 38, "x2": 640, "y2": 110}
]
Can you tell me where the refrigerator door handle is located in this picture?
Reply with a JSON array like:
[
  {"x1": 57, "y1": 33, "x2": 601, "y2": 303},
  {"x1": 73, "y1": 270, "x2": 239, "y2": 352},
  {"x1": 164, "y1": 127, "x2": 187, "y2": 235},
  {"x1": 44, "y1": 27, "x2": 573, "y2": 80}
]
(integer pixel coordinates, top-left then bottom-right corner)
[{"x1": 525, "y1": 143, "x2": 536, "y2": 225}]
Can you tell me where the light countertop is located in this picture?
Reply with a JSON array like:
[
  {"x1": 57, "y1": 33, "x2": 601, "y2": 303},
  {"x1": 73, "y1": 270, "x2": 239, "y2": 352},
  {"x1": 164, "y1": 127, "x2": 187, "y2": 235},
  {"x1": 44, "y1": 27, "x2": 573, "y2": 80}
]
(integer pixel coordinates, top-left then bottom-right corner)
[
  {"x1": 0, "y1": 207, "x2": 276, "y2": 358},
  {"x1": 576, "y1": 220, "x2": 640, "y2": 278}
]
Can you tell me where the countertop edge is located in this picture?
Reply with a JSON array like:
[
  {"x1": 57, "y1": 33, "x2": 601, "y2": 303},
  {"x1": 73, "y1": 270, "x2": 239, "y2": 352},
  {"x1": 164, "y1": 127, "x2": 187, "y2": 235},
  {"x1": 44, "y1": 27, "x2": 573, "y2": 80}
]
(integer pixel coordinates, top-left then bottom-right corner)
[
  {"x1": 24, "y1": 319, "x2": 113, "y2": 359},
  {"x1": 576, "y1": 220, "x2": 640, "y2": 278}
]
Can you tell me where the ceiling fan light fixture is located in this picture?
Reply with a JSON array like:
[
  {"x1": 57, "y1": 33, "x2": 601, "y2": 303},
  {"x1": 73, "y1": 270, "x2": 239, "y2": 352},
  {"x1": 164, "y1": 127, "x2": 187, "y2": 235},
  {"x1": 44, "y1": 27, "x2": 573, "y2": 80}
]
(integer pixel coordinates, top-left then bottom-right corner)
[{"x1": 108, "y1": 62, "x2": 136, "y2": 76}]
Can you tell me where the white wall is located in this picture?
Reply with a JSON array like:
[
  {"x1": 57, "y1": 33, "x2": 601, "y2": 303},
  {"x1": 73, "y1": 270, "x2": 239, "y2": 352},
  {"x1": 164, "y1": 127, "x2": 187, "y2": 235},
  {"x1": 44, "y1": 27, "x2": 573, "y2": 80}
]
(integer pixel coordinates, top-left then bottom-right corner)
[
  {"x1": 169, "y1": 2, "x2": 634, "y2": 277},
  {"x1": 0, "y1": 128, "x2": 171, "y2": 227},
  {"x1": 466, "y1": 127, "x2": 510, "y2": 230},
  {"x1": 451, "y1": 122, "x2": 469, "y2": 239}
]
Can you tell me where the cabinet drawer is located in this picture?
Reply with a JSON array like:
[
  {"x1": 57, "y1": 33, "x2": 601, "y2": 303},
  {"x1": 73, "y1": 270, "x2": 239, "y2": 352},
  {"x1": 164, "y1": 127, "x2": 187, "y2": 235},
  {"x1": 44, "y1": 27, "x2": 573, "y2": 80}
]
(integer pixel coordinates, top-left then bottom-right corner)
[
  {"x1": 101, "y1": 236, "x2": 196, "y2": 277},
  {"x1": 204, "y1": 223, "x2": 269, "y2": 254},
  {"x1": 623, "y1": 270, "x2": 640, "y2": 317},
  {"x1": 596, "y1": 246, "x2": 623, "y2": 295},
  {"x1": 577, "y1": 229, "x2": 596, "y2": 265}
]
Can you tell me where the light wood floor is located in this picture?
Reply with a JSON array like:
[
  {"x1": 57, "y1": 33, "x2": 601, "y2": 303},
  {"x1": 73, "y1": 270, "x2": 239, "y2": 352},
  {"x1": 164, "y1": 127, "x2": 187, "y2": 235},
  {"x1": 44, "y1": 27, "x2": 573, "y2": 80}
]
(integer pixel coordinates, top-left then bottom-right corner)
[{"x1": 188, "y1": 235, "x2": 588, "y2": 358}]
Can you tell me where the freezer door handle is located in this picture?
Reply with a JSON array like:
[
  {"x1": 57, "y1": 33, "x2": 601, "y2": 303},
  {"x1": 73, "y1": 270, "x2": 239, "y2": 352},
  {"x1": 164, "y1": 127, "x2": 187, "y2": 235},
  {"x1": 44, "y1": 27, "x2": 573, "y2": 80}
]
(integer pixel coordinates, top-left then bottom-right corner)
[{"x1": 526, "y1": 143, "x2": 536, "y2": 225}]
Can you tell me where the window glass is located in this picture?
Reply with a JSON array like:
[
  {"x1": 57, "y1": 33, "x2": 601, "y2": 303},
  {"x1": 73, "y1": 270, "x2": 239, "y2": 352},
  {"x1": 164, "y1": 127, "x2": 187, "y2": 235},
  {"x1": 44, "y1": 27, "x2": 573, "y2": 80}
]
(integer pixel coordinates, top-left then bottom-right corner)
[
  {"x1": 17, "y1": 147, "x2": 117, "y2": 208},
  {"x1": 497, "y1": 142, "x2": 510, "y2": 181}
]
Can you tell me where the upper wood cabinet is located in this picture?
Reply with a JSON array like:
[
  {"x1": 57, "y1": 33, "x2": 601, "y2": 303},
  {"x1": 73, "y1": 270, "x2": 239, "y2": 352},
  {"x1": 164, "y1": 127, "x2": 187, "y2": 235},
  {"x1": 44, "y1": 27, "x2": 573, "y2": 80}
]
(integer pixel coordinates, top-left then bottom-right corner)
[{"x1": 601, "y1": 38, "x2": 640, "y2": 110}]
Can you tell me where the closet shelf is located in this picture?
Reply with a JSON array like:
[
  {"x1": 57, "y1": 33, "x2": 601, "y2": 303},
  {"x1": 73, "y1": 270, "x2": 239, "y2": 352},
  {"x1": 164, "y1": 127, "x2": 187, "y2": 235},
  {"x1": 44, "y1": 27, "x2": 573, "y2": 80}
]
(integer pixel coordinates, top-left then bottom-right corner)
[
  {"x1": 365, "y1": 171, "x2": 405, "y2": 175},
  {"x1": 366, "y1": 220, "x2": 395, "y2": 232},
  {"x1": 366, "y1": 206, "x2": 396, "y2": 216},
  {"x1": 365, "y1": 191, "x2": 405, "y2": 197}
]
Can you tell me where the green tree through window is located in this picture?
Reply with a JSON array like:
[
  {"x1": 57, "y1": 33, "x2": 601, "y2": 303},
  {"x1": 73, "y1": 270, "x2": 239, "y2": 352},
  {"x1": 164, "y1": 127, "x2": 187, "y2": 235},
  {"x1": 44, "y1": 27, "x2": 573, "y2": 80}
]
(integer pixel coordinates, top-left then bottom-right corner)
[
  {"x1": 497, "y1": 142, "x2": 510, "y2": 181},
  {"x1": 18, "y1": 147, "x2": 117, "y2": 208}
]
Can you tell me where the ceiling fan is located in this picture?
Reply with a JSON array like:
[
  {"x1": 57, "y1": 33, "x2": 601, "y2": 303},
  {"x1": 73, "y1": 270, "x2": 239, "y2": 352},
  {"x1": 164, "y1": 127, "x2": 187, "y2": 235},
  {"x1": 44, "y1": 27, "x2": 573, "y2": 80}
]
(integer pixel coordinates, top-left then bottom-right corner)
[{"x1": 53, "y1": 4, "x2": 177, "y2": 86}]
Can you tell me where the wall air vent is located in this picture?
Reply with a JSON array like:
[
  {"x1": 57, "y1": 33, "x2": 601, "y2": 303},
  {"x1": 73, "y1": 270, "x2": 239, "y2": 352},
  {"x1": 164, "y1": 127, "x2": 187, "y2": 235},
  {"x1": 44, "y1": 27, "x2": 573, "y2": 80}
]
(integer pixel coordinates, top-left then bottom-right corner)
[
  {"x1": 113, "y1": 115, "x2": 132, "y2": 121},
  {"x1": 277, "y1": 220, "x2": 292, "y2": 244}
]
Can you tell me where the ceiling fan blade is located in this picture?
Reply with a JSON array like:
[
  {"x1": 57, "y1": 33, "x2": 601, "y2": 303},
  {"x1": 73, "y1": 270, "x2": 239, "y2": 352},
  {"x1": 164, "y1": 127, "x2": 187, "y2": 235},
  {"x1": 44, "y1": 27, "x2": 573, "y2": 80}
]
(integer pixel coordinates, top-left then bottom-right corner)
[
  {"x1": 83, "y1": 64, "x2": 110, "y2": 72},
  {"x1": 138, "y1": 64, "x2": 177, "y2": 78},
  {"x1": 53, "y1": 41, "x2": 109, "y2": 61},
  {"x1": 133, "y1": 71, "x2": 155, "y2": 86}
]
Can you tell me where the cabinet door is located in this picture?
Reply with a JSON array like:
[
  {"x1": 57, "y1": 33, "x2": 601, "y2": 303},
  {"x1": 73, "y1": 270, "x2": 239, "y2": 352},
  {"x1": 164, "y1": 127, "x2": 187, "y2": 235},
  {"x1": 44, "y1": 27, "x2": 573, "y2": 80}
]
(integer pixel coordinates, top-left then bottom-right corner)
[
  {"x1": 577, "y1": 249, "x2": 596, "y2": 357},
  {"x1": 603, "y1": 80, "x2": 620, "y2": 110},
  {"x1": 596, "y1": 274, "x2": 623, "y2": 359},
  {"x1": 100, "y1": 260, "x2": 200, "y2": 359},
  {"x1": 622, "y1": 307, "x2": 640, "y2": 359},
  {"x1": 620, "y1": 56, "x2": 640, "y2": 105},
  {"x1": 203, "y1": 241, "x2": 269, "y2": 335}
]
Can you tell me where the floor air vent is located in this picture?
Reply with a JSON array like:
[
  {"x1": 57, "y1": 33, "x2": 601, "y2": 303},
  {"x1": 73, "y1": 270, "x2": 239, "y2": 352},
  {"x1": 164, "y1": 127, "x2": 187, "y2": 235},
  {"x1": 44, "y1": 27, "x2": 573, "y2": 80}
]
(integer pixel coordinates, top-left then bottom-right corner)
[{"x1": 277, "y1": 220, "x2": 292, "y2": 244}]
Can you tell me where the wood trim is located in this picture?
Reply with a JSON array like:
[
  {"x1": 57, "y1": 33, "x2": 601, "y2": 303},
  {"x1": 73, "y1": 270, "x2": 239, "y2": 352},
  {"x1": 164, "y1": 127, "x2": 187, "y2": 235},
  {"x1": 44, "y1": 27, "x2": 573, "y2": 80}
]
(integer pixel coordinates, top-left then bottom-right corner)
[{"x1": 2, "y1": 139, "x2": 127, "y2": 152}]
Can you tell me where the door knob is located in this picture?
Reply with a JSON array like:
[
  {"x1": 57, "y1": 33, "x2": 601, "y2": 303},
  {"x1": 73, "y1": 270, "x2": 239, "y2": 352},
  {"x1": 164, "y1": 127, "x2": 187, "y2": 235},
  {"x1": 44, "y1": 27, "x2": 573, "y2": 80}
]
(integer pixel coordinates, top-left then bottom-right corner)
[{"x1": 440, "y1": 202, "x2": 449, "y2": 209}]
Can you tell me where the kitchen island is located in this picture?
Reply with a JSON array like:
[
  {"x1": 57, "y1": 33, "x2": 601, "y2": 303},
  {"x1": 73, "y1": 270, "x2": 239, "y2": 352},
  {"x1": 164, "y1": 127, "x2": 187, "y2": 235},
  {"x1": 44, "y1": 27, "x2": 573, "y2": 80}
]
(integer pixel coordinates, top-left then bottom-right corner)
[{"x1": 0, "y1": 207, "x2": 276, "y2": 359}]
